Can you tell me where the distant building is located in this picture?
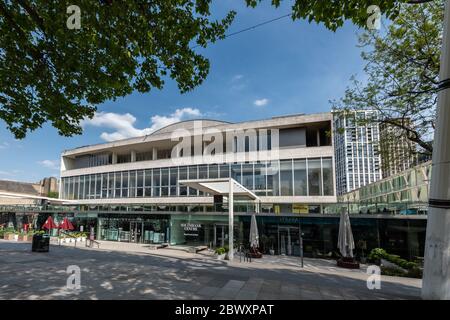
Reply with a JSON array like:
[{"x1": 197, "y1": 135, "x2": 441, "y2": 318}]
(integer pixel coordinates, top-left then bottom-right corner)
[
  {"x1": 333, "y1": 109, "x2": 382, "y2": 196},
  {"x1": 0, "y1": 177, "x2": 59, "y2": 205},
  {"x1": 379, "y1": 120, "x2": 419, "y2": 179}
]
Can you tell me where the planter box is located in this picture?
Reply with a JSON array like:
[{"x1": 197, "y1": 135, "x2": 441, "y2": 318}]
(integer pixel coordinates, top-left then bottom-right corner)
[
  {"x1": 216, "y1": 253, "x2": 226, "y2": 260},
  {"x1": 18, "y1": 235, "x2": 30, "y2": 242},
  {"x1": 76, "y1": 237, "x2": 81, "y2": 242},
  {"x1": 4, "y1": 233, "x2": 16, "y2": 241},
  {"x1": 81, "y1": 237, "x2": 86, "y2": 242},
  {"x1": 65, "y1": 238, "x2": 71, "y2": 243}
]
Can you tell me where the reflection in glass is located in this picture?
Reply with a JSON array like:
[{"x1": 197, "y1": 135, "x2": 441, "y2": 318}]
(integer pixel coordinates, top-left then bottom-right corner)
[
  {"x1": 294, "y1": 159, "x2": 307, "y2": 196},
  {"x1": 308, "y1": 159, "x2": 322, "y2": 196},
  {"x1": 280, "y1": 160, "x2": 293, "y2": 196}
]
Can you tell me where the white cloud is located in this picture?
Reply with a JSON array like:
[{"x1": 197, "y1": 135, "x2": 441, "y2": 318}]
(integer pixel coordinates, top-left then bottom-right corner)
[
  {"x1": 38, "y1": 160, "x2": 60, "y2": 171},
  {"x1": 0, "y1": 142, "x2": 9, "y2": 149},
  {"x1": 83, "y1": 107, "x2": 202, "y2": 142},
  {"x1": 254, "y1": 98, "x2": 269, "y2": 107},
  {"x1": 231, "y1": 74, "x2": 244, "y2": 82}
]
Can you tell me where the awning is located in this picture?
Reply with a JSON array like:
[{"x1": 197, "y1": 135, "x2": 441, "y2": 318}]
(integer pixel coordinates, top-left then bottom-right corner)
[{"x1": 178, "y1": 178, "x2": 259, "y2": 200}]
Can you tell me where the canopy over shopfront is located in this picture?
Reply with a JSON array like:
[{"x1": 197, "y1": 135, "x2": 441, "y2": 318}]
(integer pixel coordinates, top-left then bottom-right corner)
[{"x1": 179, "y1": 178, "x2": 260, "y2": 260}]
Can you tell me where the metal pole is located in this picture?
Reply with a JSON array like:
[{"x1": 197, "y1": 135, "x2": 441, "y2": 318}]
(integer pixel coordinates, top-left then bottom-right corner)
[
  {"x1": 228, "y1": 179, "x2": 234, "y2": 261},
  {"x1": 422, "y1": 0, "x2": 450, "y2": 299},
  {"x1": 299, "y1": 220, "x2": 304, "y2": 268}
]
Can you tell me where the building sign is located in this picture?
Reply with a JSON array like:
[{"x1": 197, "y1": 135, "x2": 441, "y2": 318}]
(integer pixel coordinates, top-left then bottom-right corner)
[
  {"x1": 293, "y1": 204, "x2": 308, "y2": 214},
  {"x1": 181, "y1": 223, "x2": 202, "y2": 237}
]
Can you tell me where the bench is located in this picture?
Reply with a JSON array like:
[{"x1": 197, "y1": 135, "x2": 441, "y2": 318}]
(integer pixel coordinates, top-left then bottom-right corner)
[{"x1": 188, "y1": 245, "x2": 208, "y2": 253}]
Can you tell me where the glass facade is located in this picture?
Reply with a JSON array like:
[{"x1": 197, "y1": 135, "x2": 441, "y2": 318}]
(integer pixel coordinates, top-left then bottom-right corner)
[{"x1": 61, "y1": 157, "x2": 334, "y2": 200}]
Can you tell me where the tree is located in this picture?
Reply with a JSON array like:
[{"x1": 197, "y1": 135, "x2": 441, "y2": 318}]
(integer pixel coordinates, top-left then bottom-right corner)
[
  {"x1": 330, "y1": 0, "x2": 444, "y2": 156},
  {"x1": 0, "y1": 1, "x2": 235, "y2": 139}
]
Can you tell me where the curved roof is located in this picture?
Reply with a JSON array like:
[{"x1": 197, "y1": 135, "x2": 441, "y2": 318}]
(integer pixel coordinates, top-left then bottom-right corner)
[{"x1": 150, "y1": 119, "x2": 232, "y2": 136}]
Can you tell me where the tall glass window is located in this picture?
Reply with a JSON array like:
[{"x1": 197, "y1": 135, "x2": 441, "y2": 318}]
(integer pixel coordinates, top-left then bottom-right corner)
[
  {"x1": 322, "y1": 158, "x2": 334, "y2": 196},
  {"x1": 294, "y1": 159, "x2": 307, "y2": 196},
  {"x1": 129, "y1": 170, "x2": 136, "y2": 198},
  {"x1": 280, "y1": 160, "x2": 293, "y2": 196},
  {"x1": 74, "y1": 176, "x2": 79, "y2": 200},
  {"x1": 144, "y1": 169, "x2": 152, "y2": 197},
  {"x1": 115, "y1": 172, "x2": 121, "y2": 198},
  {"x1": 188, "y1": 166, "x2": 198, "y2": 196},
  {"x1": 121, "y1": 172, "x2": 128, "y2": 198},
  {"x1": 231, "y1": 164, "x2": 242, "y2": 184},
  {"x1": 80, "y1": 176, "x2": 86, "y2": 199},
  {"x1": 137, "y1": 170, "x2": 144, "y2": 197},
  {"x1": 170, "y1": 167, "x2": 177, "y2": 196},
  {"x1": 161, "y1": 168, "x2": 169, "y2": 197},
  {"x1": 308, "y1": 158, "x2": 322, "y2": 196},
  {"x1": 153, "y1": 168, "x2": 160, "y2": 197},
  {"x1": 241, "y1": 163, "x2": 253, "y2": 190},
  {"x1": 267, "y1": 160, "x2": 280, "y2": 196},
  {"x1": 254, "y1": 162, "x2": 266, "y2": 196},
  {"x1": 90, "y1": 174, "x2": 96, "y2": 199},
  {"x1": 107, "y1": 173, "x2": 114, "y2": 198},
  {"x1": 179, "y1": 166, "x2": 187, "y2": 196},
  {"x1": 101, "y1": 173, "x2": 108, "y2": 198},
  {"x1": 219, "y1": 164, "x2": 230, "y2": 178},
  {"x1": 208, "y1": 164, "x2": 218, "y2": 179}
]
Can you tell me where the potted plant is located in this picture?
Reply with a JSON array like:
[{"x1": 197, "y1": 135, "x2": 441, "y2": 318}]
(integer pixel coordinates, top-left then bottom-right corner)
[
  {"x1": 18, "y1": 231, "x2": 29, "y2": 242},
  {"x1": 269, "y1": 235, "x2": 276, "y2": 255},
  {"x1": 215, "y1": 247, "x2": 227, "y2": 260}
]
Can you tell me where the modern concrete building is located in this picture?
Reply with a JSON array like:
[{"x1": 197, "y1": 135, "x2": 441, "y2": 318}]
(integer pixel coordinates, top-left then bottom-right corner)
[
  {"x1": 333, "y1": 109, "x2": 382, "y2": 196},
  {"x1": 58, "y1": 113, "x2": 337, "y2": 252}
]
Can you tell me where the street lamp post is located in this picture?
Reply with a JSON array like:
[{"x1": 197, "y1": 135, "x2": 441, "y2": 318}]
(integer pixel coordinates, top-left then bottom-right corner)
[{"x1": 422, "y1": 0, "x2": 450, "y2": 300}]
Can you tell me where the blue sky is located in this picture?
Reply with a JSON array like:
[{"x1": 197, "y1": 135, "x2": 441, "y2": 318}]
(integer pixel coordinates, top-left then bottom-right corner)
[{"x1": 0, "y1": 0, "x2": 368, "y2": 182}]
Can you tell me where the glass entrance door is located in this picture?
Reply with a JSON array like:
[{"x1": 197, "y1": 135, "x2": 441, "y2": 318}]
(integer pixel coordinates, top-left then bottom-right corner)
[
  {"x1": 278, "y1": 226, "x2": 300, "y2": 256},
  {"x1": 130, "y1": 221, "x2": 143, "y2": 243},
  {"x1": 214, "y1": 224, "x2": 229, "y2": 247}
]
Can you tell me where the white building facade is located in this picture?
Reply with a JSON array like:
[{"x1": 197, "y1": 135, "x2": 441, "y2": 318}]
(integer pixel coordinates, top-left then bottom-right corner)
[
  {"x1": 57, "y1": 113, "x2": 338, "y2": 252},
  {"x1": 333, "y1": 110, "x2": 382, "y2": 196}
]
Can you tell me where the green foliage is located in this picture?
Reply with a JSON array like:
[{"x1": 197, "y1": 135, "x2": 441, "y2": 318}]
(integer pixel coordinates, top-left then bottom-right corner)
[
  {"x1": 0, "y1": 1, "x2": 235, "y2": 138},
  {"x1": 47, "y1": 191, "x2": 59, "y2": 199},
  {"x1": 246, "y1": 0, "x2": 408, "y2": 32},
  {"x1": 331, "y1": 0, "x2": 445, "y2": 156},
  {"x1": 368, "y1": 248, "x2": 419, "y2": 271},
  {"x1": 368, "y1": 248, "x2": 388, "y2": 261},
  {"x1": 215, "y1": 247, "x2": 226, "y2": 255}
]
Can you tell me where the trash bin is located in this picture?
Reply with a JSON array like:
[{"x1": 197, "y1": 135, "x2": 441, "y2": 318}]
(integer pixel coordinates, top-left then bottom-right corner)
[{"x1": 32, "y1": 234, "x2": 50, "y2": 252}]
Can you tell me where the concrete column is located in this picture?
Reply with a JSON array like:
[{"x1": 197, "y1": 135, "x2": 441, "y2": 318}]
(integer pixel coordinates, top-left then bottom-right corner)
[
  {"x1": 422, "y1": 0, "x2": 450, "y2": 300},
  {"x1": 228, "y1": 179, "x2": 234, "y2": 261},
  {"x1": 152, "y1": 147, "x2": 157, "y2": 160},
  {"x1": 112, "y1": 152, "x2": 117, "y2": 164},
  {"x1": 131, "y1": 150, "x2": 136, "y2": 162}
]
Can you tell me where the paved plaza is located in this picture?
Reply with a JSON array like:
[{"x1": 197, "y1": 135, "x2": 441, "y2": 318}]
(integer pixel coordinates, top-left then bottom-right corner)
[{"x1": 0, "y1": 239, "x2": 421, "y2": 300}]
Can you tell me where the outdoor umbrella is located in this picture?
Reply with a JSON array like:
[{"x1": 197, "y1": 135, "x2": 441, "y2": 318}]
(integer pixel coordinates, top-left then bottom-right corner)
[
  {"x1": 42, "y1": 216, "x2": 58, "y2": 234},
  {"x1": 42, "y1": 216, "x2": 58, "y2": 230},
  {"x1": 59, "y1": 217, "x2": 74, "y2": 231},
  {"x1": 249, "y1": 214, "x2": 259, "y2": 249},
  {"x1": 337, "y1": 208, "x2": 355, "y2": 258}
]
